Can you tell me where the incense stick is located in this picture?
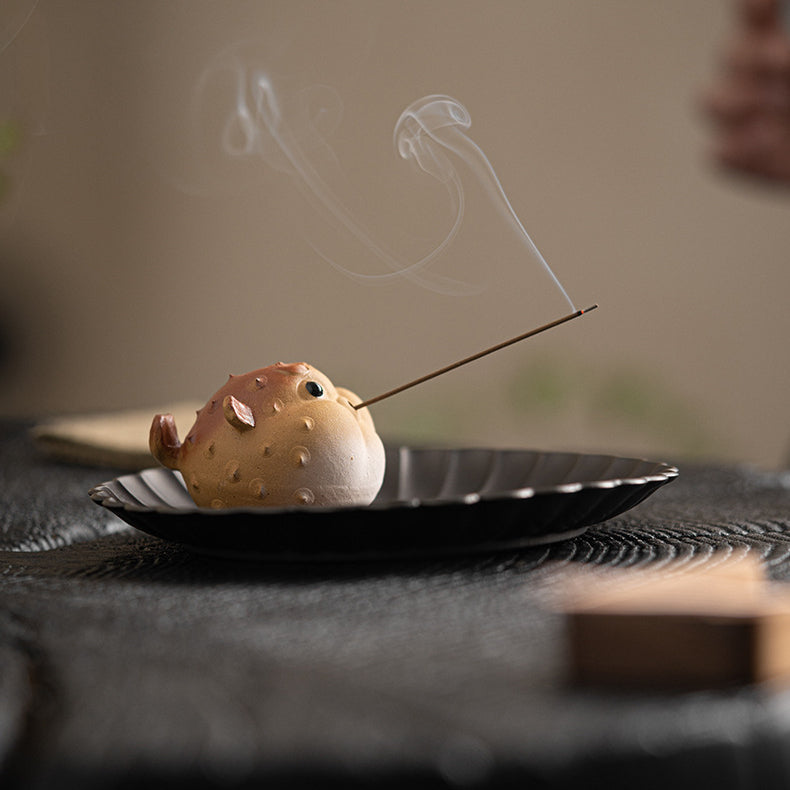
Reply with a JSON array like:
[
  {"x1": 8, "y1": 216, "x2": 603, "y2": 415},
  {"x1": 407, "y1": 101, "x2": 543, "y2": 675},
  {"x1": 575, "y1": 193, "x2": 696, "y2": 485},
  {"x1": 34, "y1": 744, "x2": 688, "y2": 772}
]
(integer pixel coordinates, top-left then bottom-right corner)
[{"x1": 353, "y1": 304, "x2": 598, "y2": 410}]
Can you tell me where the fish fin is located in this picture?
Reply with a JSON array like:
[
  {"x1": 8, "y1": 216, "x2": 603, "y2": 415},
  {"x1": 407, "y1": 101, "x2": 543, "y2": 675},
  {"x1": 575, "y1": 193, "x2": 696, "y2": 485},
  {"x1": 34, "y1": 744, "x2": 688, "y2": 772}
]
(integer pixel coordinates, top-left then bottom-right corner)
[{"x1": 223, "y1": 395, "x2": 256, "y2": 431}]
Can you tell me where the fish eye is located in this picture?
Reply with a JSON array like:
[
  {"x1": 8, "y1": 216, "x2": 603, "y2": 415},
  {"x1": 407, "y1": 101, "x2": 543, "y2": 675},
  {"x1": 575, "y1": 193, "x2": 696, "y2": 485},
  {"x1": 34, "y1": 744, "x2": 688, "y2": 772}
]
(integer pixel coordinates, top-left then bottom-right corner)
[{"x1": 305, "y1": 381, "x2": 324, "y2": 398}]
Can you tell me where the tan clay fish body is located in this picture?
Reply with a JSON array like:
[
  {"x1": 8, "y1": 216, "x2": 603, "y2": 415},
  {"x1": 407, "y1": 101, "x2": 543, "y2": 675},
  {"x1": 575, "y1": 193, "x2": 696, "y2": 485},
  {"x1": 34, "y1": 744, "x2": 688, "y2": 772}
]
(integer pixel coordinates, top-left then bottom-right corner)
[{"x1": 149, "y1": 362, "x2": 385, "y2": 508}]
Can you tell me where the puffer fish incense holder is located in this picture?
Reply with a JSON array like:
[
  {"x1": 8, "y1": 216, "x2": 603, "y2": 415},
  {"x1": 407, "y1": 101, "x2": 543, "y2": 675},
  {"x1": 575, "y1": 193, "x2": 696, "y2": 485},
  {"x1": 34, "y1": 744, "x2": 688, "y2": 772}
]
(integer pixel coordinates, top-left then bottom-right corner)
[{"x1": 150, "y1": 362, "x2": 385, "y2": 509}]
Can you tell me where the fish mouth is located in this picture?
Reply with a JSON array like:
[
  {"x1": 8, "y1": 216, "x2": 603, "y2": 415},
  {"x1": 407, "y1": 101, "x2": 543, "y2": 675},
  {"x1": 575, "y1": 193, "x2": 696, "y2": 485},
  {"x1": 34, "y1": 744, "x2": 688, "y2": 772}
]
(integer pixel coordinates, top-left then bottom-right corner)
[{"x1": 337, "y1": 396, "x2": 361, "y2": 417}]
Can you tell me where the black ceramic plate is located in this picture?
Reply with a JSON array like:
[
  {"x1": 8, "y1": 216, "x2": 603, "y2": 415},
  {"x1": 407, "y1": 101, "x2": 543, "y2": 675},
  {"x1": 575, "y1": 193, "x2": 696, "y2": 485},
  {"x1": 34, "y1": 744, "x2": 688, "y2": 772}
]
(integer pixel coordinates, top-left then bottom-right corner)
[{"x1": 89, "y1": 446, "x2": 678, "y2": 560}]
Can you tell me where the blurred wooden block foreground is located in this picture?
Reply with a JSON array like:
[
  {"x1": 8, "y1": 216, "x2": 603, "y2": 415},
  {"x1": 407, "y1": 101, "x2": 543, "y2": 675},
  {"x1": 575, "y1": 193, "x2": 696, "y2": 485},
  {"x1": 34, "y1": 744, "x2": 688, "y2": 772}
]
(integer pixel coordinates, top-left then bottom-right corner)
[{"x1": 564, "y1": 557, "x2": 790, "y2": 690}]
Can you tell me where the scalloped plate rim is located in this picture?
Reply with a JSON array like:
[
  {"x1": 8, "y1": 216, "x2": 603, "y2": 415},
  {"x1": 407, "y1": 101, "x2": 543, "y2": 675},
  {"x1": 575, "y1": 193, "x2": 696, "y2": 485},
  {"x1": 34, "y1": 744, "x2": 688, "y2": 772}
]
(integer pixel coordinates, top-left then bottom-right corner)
[{"x1": 89, "y1": 446, "x2": 678, "y2": 558}]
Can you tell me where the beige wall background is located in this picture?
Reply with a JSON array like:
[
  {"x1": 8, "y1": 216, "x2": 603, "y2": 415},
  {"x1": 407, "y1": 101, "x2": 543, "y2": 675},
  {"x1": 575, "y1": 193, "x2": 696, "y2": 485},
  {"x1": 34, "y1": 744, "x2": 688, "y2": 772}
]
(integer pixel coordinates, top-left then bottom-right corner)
[{"x1": 2, "y1": 1, "x2": 789, "y2": 468}]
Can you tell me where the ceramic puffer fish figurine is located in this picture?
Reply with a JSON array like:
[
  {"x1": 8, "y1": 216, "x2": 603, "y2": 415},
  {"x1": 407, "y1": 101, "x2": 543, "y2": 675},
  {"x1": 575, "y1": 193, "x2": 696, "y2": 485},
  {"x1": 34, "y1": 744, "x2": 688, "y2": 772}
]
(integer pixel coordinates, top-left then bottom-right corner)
[{"x1": 149, "y1": 362, "x2": 385, "y2": 508}]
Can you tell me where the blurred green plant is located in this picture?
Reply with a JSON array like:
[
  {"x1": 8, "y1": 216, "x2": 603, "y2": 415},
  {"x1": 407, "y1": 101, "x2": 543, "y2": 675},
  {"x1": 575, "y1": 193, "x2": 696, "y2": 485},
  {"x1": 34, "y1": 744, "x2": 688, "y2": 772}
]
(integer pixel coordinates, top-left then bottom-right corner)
[
  {"x1": 590, "y1": 367, "x2": 714, "y2": 452},
  {"x1": 507, "y1": 358, "x2": 572, "y2": 415},
  {"x1": 372, "y1": 354, "x2": 720, "y2": 459},
  {"x1": 506, "y1": 356, "x2": 718, "y2": 457},
  {"x1": 0, "y1": 120, "x2": 22, "y2": 203},
  {"x1": 380, "y1": 399, "x2": 470, "y2": 446}
]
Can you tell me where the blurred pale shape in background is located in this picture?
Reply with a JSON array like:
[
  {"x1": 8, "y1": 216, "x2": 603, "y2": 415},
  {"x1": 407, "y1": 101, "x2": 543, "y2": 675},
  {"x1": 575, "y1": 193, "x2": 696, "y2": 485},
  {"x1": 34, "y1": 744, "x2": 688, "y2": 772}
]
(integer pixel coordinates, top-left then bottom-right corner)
[{"x1": 2, "y1": 1, "x2": 790, "y2": 468}]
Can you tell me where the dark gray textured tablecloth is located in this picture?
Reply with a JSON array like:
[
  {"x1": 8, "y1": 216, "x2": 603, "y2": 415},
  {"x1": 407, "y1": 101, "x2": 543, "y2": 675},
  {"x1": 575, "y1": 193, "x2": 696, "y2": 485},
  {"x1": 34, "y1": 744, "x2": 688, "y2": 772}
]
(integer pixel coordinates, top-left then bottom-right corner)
[{"x1": 3, "y1": 419, "x2": 790, "y2": 789}]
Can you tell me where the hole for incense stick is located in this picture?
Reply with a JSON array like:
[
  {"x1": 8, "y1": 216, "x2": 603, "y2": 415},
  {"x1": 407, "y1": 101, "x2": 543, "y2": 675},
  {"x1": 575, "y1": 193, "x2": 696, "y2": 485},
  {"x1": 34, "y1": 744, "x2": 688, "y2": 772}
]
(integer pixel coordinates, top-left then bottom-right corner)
[{"x1": 353, "y1": 304, "x2": 598, "y2": 410}]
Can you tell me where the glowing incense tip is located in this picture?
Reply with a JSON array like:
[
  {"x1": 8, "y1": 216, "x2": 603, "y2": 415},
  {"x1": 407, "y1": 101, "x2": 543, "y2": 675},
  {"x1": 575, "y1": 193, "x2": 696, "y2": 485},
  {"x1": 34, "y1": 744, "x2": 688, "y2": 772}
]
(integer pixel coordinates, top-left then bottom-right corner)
[{"x1": 353, "y1": 303, "x2": 598, "y2": 410}]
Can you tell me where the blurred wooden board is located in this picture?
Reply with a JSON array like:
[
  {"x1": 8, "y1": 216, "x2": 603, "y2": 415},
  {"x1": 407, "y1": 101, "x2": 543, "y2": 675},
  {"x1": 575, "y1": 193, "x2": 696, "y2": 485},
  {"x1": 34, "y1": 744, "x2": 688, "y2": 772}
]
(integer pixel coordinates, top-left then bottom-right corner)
[{"x1": 31, "y1": 402, "x2": 201, "y2": 469}]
